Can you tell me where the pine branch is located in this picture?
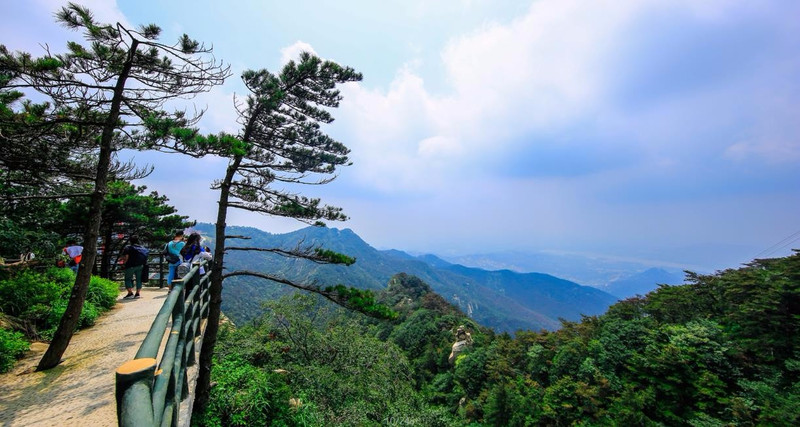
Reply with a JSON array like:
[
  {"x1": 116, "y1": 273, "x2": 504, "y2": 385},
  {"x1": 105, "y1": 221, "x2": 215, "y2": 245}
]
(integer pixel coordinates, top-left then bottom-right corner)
[
  {"x1": 221, "y1": 271, "x2": 395, "y2": 319},
  {"x1": 226, "y1": 246, "x2": 355, "y2": 265}
]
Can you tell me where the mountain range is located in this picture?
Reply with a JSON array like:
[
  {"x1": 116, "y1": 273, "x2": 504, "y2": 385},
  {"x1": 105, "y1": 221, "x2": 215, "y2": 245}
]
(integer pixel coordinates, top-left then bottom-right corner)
[
  {"x1": 195, "y1": 224, "x2": 619, "y2": 332},
  {"x1": 444, "y1": 250, "x2": 686, "y2": 296}
]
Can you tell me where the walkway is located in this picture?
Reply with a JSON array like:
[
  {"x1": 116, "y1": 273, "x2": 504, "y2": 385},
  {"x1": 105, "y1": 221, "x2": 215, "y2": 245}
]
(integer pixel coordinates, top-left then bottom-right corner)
[{"x1": 0, "y1": 287, "x2": 182, "y2": 426}]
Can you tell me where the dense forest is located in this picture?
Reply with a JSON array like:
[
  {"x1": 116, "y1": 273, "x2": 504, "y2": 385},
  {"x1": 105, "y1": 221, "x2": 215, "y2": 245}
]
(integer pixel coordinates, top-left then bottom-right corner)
[{"x1": 198, "y1": 252, "x2": 800, "y2": 425}]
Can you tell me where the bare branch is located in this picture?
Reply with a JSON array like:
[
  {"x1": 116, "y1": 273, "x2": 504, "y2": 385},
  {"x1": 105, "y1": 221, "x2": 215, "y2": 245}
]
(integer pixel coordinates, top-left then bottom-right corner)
[{"x1": 4, "y1": 192, "x2": 93, "y2": 200}]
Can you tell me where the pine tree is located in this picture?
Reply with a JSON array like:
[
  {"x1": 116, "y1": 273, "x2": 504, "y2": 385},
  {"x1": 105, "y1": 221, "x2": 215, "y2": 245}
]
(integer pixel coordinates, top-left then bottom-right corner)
[
  {"x1": 193, "y1": 53, "x2": 397, "y2": 411},
  {"x1": 1, "y1": 3, "x2": 229, "y2": 370}
]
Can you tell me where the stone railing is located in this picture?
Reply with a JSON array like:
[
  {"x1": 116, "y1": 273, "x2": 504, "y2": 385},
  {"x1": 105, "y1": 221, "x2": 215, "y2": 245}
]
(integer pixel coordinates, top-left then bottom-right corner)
[{"x1": 114, "y1": 260, "x2": 210, "y2": 427}]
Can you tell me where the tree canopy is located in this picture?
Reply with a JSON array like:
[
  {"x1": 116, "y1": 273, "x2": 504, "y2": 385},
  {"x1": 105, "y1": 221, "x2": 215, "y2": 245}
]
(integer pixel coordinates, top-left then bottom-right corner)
[
  {"x1": 201, "y1": 253, "x2": 800, "y2": 425},
  {"x1": 1, "y1": 2, "x2": 230, "y2": 370}
]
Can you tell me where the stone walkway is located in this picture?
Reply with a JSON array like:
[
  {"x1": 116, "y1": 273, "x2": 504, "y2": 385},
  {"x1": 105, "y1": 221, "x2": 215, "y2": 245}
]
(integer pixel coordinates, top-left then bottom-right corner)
[{"x1": 0, "y1": 287, "x2": 177, "y2": 427}]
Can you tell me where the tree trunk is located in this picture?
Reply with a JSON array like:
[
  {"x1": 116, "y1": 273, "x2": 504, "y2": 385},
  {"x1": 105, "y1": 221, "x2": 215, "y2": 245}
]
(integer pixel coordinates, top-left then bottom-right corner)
[
  {"x1": 193, "y1": 155, "x2": 241, "y2": 411},
  {"x1": 37, "y1": 41, "x2": 138, "y2": 371}
]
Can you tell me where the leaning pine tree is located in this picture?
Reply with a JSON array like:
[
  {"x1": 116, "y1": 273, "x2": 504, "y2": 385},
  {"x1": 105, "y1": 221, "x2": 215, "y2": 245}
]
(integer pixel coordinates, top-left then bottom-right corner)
[
  {"x1": 188, "y1": 53, "x2": 396, "y2": 412},
  {"x1": 1, "y1": 3, "x2": 229, "y2": 370}
]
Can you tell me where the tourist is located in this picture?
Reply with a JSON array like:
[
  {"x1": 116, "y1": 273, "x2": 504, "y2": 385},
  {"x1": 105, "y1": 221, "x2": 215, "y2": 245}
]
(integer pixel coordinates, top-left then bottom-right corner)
[
  {"x1": 63, "y1": 240, "x2": 83, "y2": 274},
  {"x1": 164, "y1": 230, "x2": 185, "y2": 292},
  {"x1": 119, "y1": 236, "x2": 149, "y2": 299}
]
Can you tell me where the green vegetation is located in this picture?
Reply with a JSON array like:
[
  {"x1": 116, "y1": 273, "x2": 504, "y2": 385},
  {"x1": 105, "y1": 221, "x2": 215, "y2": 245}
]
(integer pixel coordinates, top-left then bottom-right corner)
[
  {"x1": 0, "y1": 328, "x2": 28, "y2": 373},
  {"x1": 201, "y1": 252, "x2": 800, "y2": 425},
  {"x1": 0, "y1": 267, "x2": 120, "y2": 372},
  {"x1": 200, "y1": 293, "x2": 456, "y2": 426}
]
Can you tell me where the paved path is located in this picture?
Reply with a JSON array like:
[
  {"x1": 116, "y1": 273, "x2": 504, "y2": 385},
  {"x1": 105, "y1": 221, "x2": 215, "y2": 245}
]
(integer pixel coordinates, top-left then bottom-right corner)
[{"x1": 0, "y1": 287, "x2": 174, "y2": 427}]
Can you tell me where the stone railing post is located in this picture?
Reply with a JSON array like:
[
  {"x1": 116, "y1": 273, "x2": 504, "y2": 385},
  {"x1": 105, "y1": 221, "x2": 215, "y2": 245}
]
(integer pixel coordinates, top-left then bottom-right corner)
[{"x1": 115, "y1": 358, "x2": 157, "y2": 427}]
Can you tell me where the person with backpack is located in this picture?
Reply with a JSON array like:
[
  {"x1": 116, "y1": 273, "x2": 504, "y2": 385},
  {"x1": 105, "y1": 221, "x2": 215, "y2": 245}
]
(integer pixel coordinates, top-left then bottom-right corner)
[
  {"x1": 163, "y1": 230, "x2": 185, "y2": 292},
  {"x1": 119, "y1": 236, "x2": 149, "y2": 299}
]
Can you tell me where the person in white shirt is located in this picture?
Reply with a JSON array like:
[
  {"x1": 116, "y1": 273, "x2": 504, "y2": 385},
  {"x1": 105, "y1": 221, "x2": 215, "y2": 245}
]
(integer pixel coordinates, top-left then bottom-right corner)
[{"x1": 63, "y1": 240, "x2": 83, "y2": 274}]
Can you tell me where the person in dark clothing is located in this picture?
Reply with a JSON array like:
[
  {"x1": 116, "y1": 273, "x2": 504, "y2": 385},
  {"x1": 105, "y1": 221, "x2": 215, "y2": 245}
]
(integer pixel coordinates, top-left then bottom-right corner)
[{"x1": 120, "y1": 236, "x2": 149, "y2": 299}]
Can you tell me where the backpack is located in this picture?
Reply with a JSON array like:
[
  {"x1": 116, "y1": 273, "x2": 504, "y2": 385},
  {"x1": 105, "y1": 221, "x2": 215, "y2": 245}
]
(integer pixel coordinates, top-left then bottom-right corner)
[
  {"x1": 128, "y1": 245, "x2": 149, "y2": 267},
  {"x1": 177, "y1": 262, "x2": 191, "y2": 279},
  {"x1": 163, "y1": 242, "x2": 180, "y2": 264}
]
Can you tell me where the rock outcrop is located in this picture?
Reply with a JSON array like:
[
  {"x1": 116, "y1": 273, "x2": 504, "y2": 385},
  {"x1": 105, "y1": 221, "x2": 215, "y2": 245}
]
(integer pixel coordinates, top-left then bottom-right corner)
[{"x1": 448, "y1": 325, "x2": 473, "y2": 364}]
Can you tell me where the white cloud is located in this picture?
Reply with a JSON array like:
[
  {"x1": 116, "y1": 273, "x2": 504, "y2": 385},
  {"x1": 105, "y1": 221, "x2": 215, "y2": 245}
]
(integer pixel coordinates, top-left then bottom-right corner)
[
  {"x1": 335, "y1": 0, "x2": 641, "y2": 193},
  {"x1": 332, "y1": 0, "x2": 800, "y2": 197},
  {"x1": 280, "y1": 41, "x2": 318, "y2": 66},
  {"x1": 192, "y1": 87, "x2": 240, "y2": 135}
]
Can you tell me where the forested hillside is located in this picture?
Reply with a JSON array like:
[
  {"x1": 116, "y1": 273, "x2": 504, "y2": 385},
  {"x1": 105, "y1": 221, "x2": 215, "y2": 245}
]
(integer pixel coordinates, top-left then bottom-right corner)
[
  {"x1": 195, "y1": 223, "x2": 617, "y2": 332},
  {"x1": 200, "y1": 251, "x2": 800, "y2": 425}
]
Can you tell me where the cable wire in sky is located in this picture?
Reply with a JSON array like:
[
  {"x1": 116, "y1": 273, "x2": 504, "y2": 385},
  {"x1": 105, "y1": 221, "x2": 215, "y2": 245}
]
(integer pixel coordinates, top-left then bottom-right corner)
[{"x1": 755, "y1": 229, "x2": 800, "y2": 259}]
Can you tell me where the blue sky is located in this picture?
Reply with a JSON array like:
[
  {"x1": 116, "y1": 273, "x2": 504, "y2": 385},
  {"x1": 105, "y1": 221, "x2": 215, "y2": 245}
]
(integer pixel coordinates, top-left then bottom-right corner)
[{"x1": 3, "y1": 0, "x2": 799, "y2": 272}]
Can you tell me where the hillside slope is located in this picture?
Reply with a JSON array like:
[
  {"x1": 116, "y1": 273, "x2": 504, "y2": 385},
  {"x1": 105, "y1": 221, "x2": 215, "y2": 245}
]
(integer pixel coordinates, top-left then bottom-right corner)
[{"x1": 196, "y1": 224, "x2": 617, "y2": 332}]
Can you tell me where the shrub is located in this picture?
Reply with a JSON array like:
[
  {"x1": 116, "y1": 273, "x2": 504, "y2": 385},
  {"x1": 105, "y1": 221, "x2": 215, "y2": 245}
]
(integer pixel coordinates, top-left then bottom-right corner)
[
  {"x1": 46, "y1": 266, "x2": 76, "y2": 288},
  {"x1": 88, "y1": 276, "x2": 120, "y2": 310},
  {"x1": 197, "y1": 357, "x2": 297, "y2": 426},
  {"x1": 41, "y1": 300, "x2": 100, "y2": 341},
  {"x1": 0, "y1": 328, "x2": 29, "y2": 373},
  {"x1": 0, "y1": 267, "x2": 118, "y2": 341},
  {"x1": 0, "y1": 270, "x2": 62, "y2": 317}
]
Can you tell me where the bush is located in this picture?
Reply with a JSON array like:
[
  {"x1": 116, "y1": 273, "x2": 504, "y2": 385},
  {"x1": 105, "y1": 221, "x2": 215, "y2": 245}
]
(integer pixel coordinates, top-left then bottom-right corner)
[
  {"x1": 0, "y1": 268, "x2": 118, "y2": 341},
  {"x1": 40, "y1": 300, "x2": 100, "y2": 341},
  {"x1": 46, "y1": 266, "x2": 77, "y2": 288},
  {"x1": 0, "y1": 328, "x2": 29, "y2": 373},
  {"x1": 88, "y1": 276, "x2": 120, "y2": 310},
  {"x1": 0, "y1": 270, "x2": 62, "y2": 317},
  {"x1": 197, "y1": 357, "x2": 298, "y2": 426}
]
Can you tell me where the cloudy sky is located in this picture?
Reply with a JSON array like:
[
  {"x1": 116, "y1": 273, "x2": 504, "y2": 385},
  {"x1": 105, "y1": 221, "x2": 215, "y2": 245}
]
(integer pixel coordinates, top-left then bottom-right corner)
[{"x1": 3, "y1": 0, "x2": 799, "y2": 271}]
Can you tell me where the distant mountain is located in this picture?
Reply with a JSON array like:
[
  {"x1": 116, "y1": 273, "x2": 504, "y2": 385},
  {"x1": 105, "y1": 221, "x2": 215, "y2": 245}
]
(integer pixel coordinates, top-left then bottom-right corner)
[
  {"x1": 603, "y1": 268, "x2": 685, "y2": 299},
  {"x1": 445, "y1": 250, "x2": 687, "y2": 292},
  {"x1": 195, "y1": 224, "x2": 618, "y2": 333}
]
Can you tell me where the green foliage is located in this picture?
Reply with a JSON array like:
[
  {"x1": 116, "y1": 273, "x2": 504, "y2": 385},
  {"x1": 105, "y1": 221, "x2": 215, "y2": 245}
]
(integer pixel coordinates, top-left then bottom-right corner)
[
  {"x1": 87, "y1": 276, "x2": 120, "y2": 310},
  {"x1": 0, "y1": 217, "x2": 62, "y2": 262},
  {"x1": 206, "y1": 253, "x2": 800, "y2": 425},
  {"x1": 322, "y1": 284, "x2": 397, "y2": 320},
  {"x1": 41, "y1": 300, "x2": 100, "y2": 340},
  {"x1": 313, "y1": 248, "x2": 355, "y2": 265},
  {"x1": 0, "y1": 328, "x2": 29, "y2": 373},
  {"x1": 195, "y1": 357, "x2": 300, "y2": 426},
  {"x1": 0, "y1": 269, "x2": 64, "y2": 317},
  {"x1": 204, "y1": 293, "x2": 453, "y2": 426},
  {"x1": 0, "y1": 267, "x2": 117, "y2": 344}
]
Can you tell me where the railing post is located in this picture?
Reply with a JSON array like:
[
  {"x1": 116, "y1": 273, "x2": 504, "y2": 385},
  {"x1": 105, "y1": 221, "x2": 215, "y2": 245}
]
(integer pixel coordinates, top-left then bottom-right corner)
[
  {"x1": 185, "y1": 271, "x2": 203, "y2": 367},
  {"x1": 116, "y1": 358, "x2": 157, "y2": 427},
  {"x1": 173, "y1": 283, "x2": 187, "y2": 425},
  {"x1": 117, "y1": 260, "x2": 209, "y2": 427},
  {"x1": 158, "y1": 254, "x2": 165, "y2": 288},
  {"x1": 201, "y1": 273, "x2": 210, "y2": 320}
]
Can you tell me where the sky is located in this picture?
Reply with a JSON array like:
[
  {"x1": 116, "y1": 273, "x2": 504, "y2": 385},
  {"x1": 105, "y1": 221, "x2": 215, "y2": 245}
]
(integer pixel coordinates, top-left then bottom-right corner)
[{"x1": 3, "y1": 0, "x2": 799, "y2": 272}]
